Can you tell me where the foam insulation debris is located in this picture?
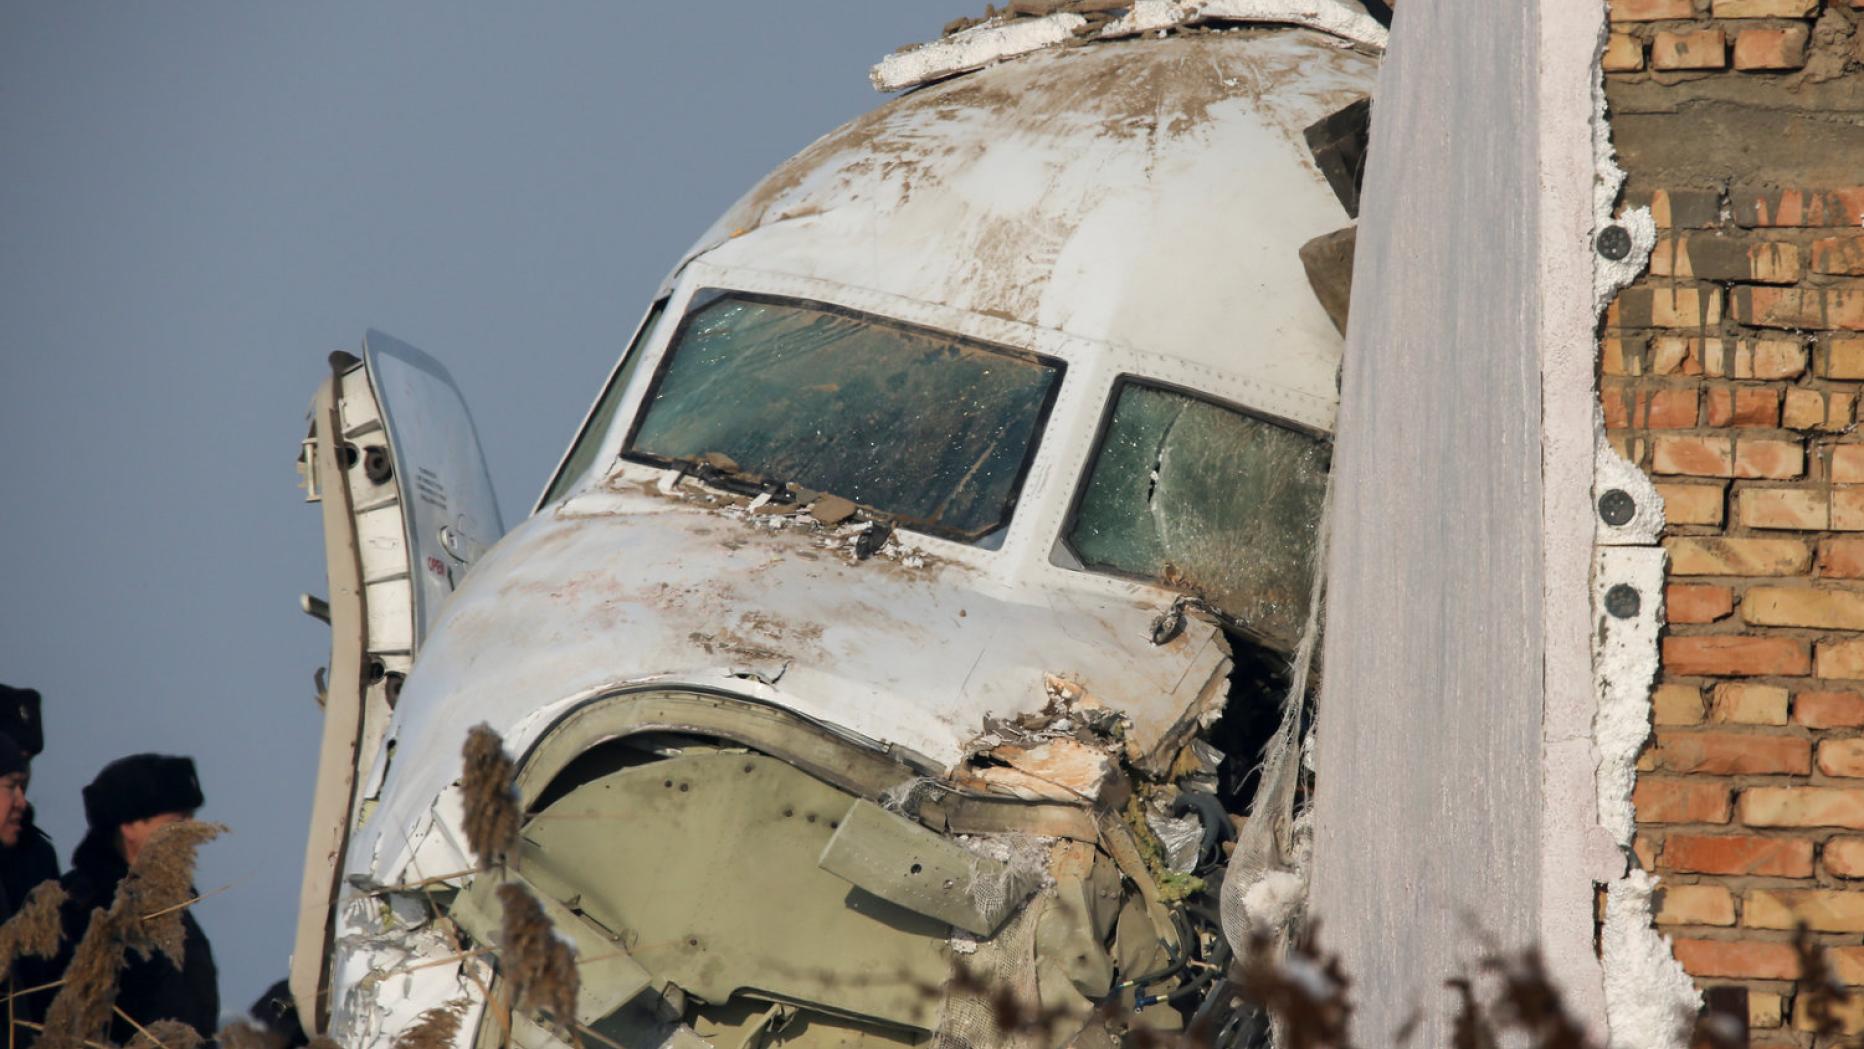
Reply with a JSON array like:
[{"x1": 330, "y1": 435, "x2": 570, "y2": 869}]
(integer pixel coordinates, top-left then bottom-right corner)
[
  {"x1": 872, "y1": 0, "x2": 1387, "y2": 91},
  {"x1": 1601, "y1": 871, "x2": 1704, "y2": 1049},
  {"x1": 1587, "y1": 15, "x2": 1694, "y2": 1046}
]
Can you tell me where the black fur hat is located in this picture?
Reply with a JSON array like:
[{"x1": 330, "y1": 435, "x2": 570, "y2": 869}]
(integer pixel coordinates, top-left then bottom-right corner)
[
  {"x1": 82, "y1": 754, "x2": 203, "y2": 830},
  {"x1": 0, "y1": 685, "x2": 42, "y2": 757}
]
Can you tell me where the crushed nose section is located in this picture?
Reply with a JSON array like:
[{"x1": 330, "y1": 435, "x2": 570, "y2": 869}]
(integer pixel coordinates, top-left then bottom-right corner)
[{"x1": 436, "y1": 689, "x2": 1276, "y2": 1049}]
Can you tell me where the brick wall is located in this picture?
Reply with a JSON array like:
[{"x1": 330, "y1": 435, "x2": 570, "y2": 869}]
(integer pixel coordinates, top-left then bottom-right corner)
[{"x1": 1602, "y1": 0, "x2": 1864, "y2": 1041}]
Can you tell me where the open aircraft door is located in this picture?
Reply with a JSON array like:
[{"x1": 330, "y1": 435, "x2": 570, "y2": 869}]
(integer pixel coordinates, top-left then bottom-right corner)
[{"x1": 290, "y1": 332, "x2": 504, "y2": 1031}]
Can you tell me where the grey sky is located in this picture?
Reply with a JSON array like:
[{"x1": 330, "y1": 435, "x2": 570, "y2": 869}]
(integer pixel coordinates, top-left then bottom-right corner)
[{"x1": 0, "y1": 2, "x2": 935, "y2": 1020}]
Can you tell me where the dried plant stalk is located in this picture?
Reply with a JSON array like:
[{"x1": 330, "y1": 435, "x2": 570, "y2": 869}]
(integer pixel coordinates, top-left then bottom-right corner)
[
  {"x1": 117, "y1": 822, "x2": 225, "y2": 965},
  {"x1": 392, "y1": 998, "x2": 469, "y2": 1049},
  {"x1": 495, "y1": 885, "x2": 577, "y2": 1030},
  {"x1": 38, "y1": 821, "x2": 225, "y2": 1049},
  {"x1": 38, "y1": 905, "x2": 126, "y2": 1049},
  {"x1": 0, "y1": 882, "x2": 68, "y2": 980},
  {"x1": 461, "y1": 725, "x2": 520, "y2": 868},
  {"x1": 125, "y1": 1016, "x2": 204, "y2": 1049}
]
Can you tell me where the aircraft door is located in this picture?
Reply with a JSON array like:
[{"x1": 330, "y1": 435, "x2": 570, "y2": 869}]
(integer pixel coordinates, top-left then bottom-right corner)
[{"x1": 289, "y1": 332, "x2": 504, "y2": 1030}]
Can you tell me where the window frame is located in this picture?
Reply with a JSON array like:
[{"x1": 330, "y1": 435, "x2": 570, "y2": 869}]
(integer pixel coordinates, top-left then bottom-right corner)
[
  {"x1": 620, "y1": 288, "x2": 1069, "y2": 546},
  {"x1": 1056, "y1": 374, "x2": 1332, "y2": 647},
  {"x1": 533, "y1": 297, "x2": 670, "y2": 512}
]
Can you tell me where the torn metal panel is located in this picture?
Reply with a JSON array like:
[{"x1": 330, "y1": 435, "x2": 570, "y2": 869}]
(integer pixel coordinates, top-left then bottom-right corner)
[
  {"x1": 870, "y1": 13, "x2": 1087, "y2": 92},
  {"x1": 871, "y1": 1, "x2": 1387, "y2": 92}
]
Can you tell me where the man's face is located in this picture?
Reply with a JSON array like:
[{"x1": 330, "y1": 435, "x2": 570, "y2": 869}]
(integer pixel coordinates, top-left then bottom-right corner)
[
  {"x1": 0, "y1": 770, "x2": 29, "y2": 848},
  {"x1": 119, "y1": 810, "x2": 193, "y2": 865}
]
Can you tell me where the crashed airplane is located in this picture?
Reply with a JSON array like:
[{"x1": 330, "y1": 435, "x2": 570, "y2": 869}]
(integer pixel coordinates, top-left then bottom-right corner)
[{"x1": 290, "y1": 4, "x2": 1386, "y2": 1048}]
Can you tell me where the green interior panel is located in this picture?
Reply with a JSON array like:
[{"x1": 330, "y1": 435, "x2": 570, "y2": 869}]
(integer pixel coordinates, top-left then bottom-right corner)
[{"x1": 518, "y1": 750, "x2": 953, "y2": 1030}]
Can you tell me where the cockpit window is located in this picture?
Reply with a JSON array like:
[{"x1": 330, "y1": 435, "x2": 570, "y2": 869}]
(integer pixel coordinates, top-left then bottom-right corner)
[
  {"x1": 627, "y1": 291, "x2": 1063, "y2": 543},
  {"x1": 538, "y1": 299, "x2": 668, "y2": 509},
  {"x1": 1064, "y1": 381, "x2": 1329, "y2": 649}
]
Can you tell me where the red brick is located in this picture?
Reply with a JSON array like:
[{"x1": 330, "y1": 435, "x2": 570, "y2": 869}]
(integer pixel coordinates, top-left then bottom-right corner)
[
  {"x1": 1833, "y1": 947, "x2": 1864, "y2": 985},
  {"x1": 1653, "y1": 27, "x2": 1728, "y2": 69},
  {"x1": 1710, "y1": 682, "x2": 1790, "y2": 724},
  {"x1": 1653, "y1": 434, "x2": 1734, "y2": 477},
  {"x1": 1607, "y1": 285, "x2": 1724, "y2": 328},
  {"x1": 1650, "y1": 730, "x2": 1811, "y2": 774},
  {"x1": 1672, "y1": 938, "x2": 1801, "y2": 980},
  {"x1": 1818, "y1": 638, "x2": 1864, "y2": 678},
  {"x1": 1656, "y1": 883, "x2": 1737, "y2": 926},
  {"x1": 1733, "y1": 187, "x2": 1864, "y2": 228},
  {"x1": 1733, "y1": 285, "x2": 1864, "y2": 330},
  {"x1": 1634, "y1": 777, "x2": 1732, "y2": 822},
  {"x1": 1663, "y1": 832, "x2": 1815, "y2": 875},
  {"x1": 1603, "y1": 31, "x2": 1645, "y2": 70},
  {"x1": 1733, "y1": 25, "x2": 1812, "y2": 69},
  {"x1": 1657, "y1": 483, "x2": 1726, "y2": 526},
  {"x1": 1835, "y1": 488, "x2": 1864, "y2": 531},
  {"x1": 1666, "y1": 536, "x2": 1811, "y2": 576},
  {"x1": 1642, "y1": 187, "x2": 1726, "y2": 229},
  {"x1": 1705, "y1": 384, "x2": 1777, "y2": 426},
  {"x1": 1814, "y1": 234, "x2": 1864, "y2": 276},
  {"x1": 1824, "y1": 836, "x2": 1864, "y2": 876},
  {"x1": 1734, "y1": 438, "x2": 1805, "y2": 479},
  {"x1": 1668, "y1": 583, "x2": 1734, "y2": 623},
  {"x1": 1603, "y1": 383, "x2": 1700, "y2": 429},
  {"x1": 1819, "y1": 538, "x2": 1864, "y2": 578},
  {"x1": 1782, "y1": 387, "x2": 1852, "y2": 431},
  {"x1": 1745, "y1": 888, "x2": 1864, "y2": 932},
  {"x1": 1822, "y1": 739, "x2": 1864, "y2": 778},
  {"x1": 1656, "y1": 683, "x2": 1708, "y2": 725},
  {"x1": 1827, "y1": 335, "x2": 1864, "y2": 378},
  {"x1": 1663, "y1": 635, "x2": 1810, "y2": 676},
  {"x1": 1743, "y1": 585, "x2": 1864, "y2": 629},
  {"x1": 1713, "y1": 0, "x2": 1818, "y2": 12},
  {"x1": 1609, "y1": 0, "x2": 1697, "y2": 17},
  {"x1": 1653, "y1": 234, "x2": 1802, "y2": 282},
  {"x1": 1602, "y1": 336, "x2": 1645, "y2": 376},
  {"x1": 1740, "y1": 786, "x2": 1864, "y2": 829},
  {"x1": 1795, "y1": 689, "x2": 1864, "y2": 727},
  {"x1": 1674, "y1": 336, "x2": 1809, "y2": 379},
  {"x1": 1738, "y1": 487, "x2": 1827, "y2": 530}
]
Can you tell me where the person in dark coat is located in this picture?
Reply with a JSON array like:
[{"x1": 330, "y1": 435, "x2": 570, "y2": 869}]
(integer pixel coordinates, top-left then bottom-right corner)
[
  {"x1": 42, "y1": 755, "x2": 220, "y2": 1042},
  {"x1": 0, "y1": 684, "x2": 57, "y2": 1049},
  {"x1": 0, "y1": 685, "x2": 60, "y2": 920}
]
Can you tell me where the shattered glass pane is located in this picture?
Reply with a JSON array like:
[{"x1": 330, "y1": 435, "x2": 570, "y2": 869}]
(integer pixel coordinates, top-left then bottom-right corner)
[
  {"x1": 630, "y1": 292, "x2": 1063, "y2": 541},
  {"x1": 1067, "y1": 384, "x2": 1329, "y2": 648}
]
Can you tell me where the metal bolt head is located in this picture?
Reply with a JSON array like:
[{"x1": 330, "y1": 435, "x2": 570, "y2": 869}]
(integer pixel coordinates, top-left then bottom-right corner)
[
  {"x1": 1605, "y1": 583, "x2": 1641, "y2": 619},
  {"x1": 1598, "y1": 488, "x2": 1636, "y2": 527},
  {"x1": 1596, "y1": 224, "x2": 1633, "y2": 261}
]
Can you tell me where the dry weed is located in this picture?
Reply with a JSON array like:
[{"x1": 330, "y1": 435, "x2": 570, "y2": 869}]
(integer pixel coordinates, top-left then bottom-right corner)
[
  {"x1": 0, "y1": 881, "x2": 68, "y2": 980},
  {"x1": 495, "y1": 884, "x2": 577, "y2": 1030},
  {"x1": 117, "y1": 822, "x2": 225, "y2": 965},
  {"x1": 393, "y1": 998, "x2": 470, "y2": 1049},
  {"x1": 125, "y1": 1017, "x2": 205, "y2": 1049},
  {"x1": 39, "y1": 821, "x2": 224, "y2": 1049},
  {"x1": 461, "y1": 725, "x2": 520, "y2": 868}
]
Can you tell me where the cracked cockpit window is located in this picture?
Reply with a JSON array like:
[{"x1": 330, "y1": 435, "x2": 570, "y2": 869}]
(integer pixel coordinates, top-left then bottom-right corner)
[
  {"x1": 1065, "y1": 382, "x2": 1329, "y2": 648},
  {"x1": 628, "y1": 291, "x2": 1063, "y2": 544}
]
